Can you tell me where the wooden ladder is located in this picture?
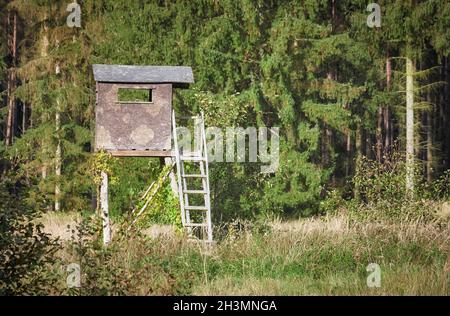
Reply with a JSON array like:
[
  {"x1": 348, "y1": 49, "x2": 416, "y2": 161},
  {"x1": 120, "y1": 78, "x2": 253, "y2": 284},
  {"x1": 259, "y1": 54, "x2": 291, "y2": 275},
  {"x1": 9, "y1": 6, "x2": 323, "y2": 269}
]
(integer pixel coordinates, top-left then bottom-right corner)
[{"x1": 172, "y1": 110, "x2": 213, "y2": 242}]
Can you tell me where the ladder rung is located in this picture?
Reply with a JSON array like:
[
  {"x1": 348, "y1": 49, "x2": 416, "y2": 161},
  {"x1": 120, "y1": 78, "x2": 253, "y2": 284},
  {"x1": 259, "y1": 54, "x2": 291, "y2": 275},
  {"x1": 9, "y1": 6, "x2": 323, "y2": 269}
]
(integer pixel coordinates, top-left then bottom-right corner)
[
  {"x1": 177, "y1": 115, "x2": 201, "y2": 120},
  {"x1": 173, "y1": 111, "x2": 212, "y2": 242},
  {"x1": 182, "y1": 174, "x2": 206, "y2": 178},
  {"x1": 185, "y1": 205, "x2": 208, "y2": 210},
  {"x1": 185, "y1": 223, "x2": 207, "y2": 227},
  {"x1": 183, "y1": 190, "x2": 207, "y2": 194},
  {"x1": 180, "y1": 151, "x2": 201, "y2": 157},
  {"x1": 180, "y1": 156, "x2": 205, "y2": 161}
]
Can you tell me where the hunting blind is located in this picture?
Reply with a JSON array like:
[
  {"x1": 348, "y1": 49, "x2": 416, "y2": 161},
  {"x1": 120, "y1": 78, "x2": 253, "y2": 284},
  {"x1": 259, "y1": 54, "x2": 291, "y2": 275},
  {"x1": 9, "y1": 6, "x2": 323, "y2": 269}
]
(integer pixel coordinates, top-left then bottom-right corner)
[
  {"x1": 93, "y1": 64, "x2": 194, "y2": 156},
  {"x1": 93, "y1": 64, "x2": 213, "y2": 245}
]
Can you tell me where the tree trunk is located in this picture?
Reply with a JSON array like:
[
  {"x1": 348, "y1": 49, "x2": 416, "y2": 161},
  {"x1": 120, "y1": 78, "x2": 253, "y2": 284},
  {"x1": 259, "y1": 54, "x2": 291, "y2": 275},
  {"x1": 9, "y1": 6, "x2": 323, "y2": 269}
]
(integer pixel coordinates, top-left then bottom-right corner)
[
  {"x1": 445, "y1": 55, "x2": 450, "y2": 171},
  {"x1": 383, "y1": 107, "x2": 391, "y2": 154},
  {"x1": 438, "y1": 57, "x2": 446, "y2": 170},
  {"x1": 406, "y1": 57, "x2": 415, "y2": 198},
  {"x1": 55, "y1": 100, "x2": 62, "y2": 211},
  {"x1": 5, "y1": 71, "x2": 15, "y2": 146},
  {"x1": 426, "y1": 111, "x2": 433, "y2": 183},
  {"x1": 365, "y1": 128, "x2": 371, "y2": 159},
  {"x1": 22, "y1": 103, "x2": 27, "y2": 133},
  {"x1": 321, "y1": 0, "x2": 336, "y2": 171},
  {"x1": 354, "y1": 123, "x2": 362, "y2": 201},
  {"x1": 345, "y1": 129, "x2": 351, "y2": 177},
  {"x1": 54, "y1": 63, "x2": 62, "y2": 212},
  {"x1": 41, "y1": 20, "x2": 49, "y2": 179},
  {"x1": 5, "y1": 10, "x2": 17, "y2": 146},
  {"x1": 384, "y1": 57, "x2": 392, "y2": 157},
  {"x1": 376, "y1": 106, "x2": 383, "y2": 162},
  {"x1": 322, "y1": 125, "x2": 332, "y2": 167}
]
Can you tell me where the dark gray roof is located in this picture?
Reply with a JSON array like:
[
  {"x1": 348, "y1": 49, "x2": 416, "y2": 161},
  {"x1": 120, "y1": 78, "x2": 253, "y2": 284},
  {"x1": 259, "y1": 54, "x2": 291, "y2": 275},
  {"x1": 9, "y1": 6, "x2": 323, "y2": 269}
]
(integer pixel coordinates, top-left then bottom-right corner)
[{"x1": 92, "y1": 64, "x2": 194, "y2": 83}]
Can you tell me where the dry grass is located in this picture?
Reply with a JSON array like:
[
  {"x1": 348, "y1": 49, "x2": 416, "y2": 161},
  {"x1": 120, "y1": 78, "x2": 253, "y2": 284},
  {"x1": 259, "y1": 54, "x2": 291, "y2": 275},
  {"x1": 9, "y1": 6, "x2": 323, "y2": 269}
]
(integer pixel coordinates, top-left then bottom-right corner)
[
  {"x1": 38, "y1": 212, "x2": 81, "y2": 241},
  {"x1": 194, "y1": 264, "x2": 450, "y2": 295},
  {"x1": 193, "y1": 215, "x2": 450, "y2": 296},
  {"x1": 38, "y1": 212, "x2": 177, "y2": 242},
  {"x1": 270, "y1": 215, "x2": 350, "y2": 236},
  {"x1": 41, "y1": 212, "x2": 450, "y2": 295},
  {"x1": 437, "y1": 201, "x2": 450, "y2": 220},
  {"x1": 140, "y1": 224, "x2": 177, "y2": 239}
]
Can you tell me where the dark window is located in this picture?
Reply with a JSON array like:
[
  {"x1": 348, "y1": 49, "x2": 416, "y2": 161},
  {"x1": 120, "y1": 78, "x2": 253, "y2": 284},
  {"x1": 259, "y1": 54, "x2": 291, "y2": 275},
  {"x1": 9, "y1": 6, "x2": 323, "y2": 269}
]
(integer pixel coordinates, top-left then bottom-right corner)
[{"x1": 117, "y1": 88, "x2": 152, "y2": 103}]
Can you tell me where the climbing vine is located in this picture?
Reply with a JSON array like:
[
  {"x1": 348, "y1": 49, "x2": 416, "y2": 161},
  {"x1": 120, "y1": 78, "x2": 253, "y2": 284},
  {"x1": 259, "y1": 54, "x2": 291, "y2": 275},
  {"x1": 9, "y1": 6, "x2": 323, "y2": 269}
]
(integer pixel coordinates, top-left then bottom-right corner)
[
  {"x1": 134, "y1": 164, "x2": 182, "y2": 229},
  {"x1": 89, "y1": 150, "x2": 119, "y2": 186}
]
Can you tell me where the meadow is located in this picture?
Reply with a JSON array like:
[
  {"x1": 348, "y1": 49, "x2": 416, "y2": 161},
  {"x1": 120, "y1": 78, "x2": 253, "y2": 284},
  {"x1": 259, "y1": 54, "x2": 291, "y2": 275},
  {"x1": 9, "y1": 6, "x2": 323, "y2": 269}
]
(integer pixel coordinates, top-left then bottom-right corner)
[{"x1": 38, "y1": 207, "x2": 449, "y2": 296}]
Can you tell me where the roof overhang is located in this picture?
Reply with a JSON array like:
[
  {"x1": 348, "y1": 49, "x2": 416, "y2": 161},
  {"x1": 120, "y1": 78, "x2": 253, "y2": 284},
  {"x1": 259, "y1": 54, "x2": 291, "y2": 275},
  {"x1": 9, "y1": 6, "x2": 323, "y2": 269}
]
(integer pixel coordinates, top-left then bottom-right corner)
[{"x1": 92, "y1": 64, "x2": 194, "y2": 84}]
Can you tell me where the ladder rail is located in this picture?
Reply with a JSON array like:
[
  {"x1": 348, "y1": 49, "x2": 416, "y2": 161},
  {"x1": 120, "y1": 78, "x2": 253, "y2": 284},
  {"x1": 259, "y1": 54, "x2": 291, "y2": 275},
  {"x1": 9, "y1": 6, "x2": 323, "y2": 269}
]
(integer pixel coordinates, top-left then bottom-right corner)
[
  {"x1": 173, "y1": 110, "x2": 213, "y2": 242},
  {"x1": 181, "y1": 159, "x2": 192, "y2": 234},
  {"x1": 201, "y1": 111, "x2": 213, "y2": 242},
  {"x1": 195, "y1": 116, "x2": 203, "y2": 157},
  {"x1": 172, "y1": 110, "x2": 186, "y2": 227}
]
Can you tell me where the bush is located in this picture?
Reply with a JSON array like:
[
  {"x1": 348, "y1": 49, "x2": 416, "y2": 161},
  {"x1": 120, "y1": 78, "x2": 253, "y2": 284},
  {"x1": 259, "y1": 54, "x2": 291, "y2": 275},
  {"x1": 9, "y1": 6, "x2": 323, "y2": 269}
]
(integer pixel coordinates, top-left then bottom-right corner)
[
  {"x1": 0, "y1": 181, "x2": 60, "y2": 295},
  {"x1": 61, "y1": 216, "x2": 195, "y2": 295},
  {"x1": 348, "y1": 152, "x2": 448, "y2": 222}
]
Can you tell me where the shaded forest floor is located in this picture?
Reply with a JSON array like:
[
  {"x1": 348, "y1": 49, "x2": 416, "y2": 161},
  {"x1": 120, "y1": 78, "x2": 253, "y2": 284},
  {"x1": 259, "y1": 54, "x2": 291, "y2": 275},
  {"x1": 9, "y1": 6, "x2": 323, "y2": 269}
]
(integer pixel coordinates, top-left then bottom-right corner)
[{"x1": 41, "y1": 210, "x2": 450, "y2": 296}]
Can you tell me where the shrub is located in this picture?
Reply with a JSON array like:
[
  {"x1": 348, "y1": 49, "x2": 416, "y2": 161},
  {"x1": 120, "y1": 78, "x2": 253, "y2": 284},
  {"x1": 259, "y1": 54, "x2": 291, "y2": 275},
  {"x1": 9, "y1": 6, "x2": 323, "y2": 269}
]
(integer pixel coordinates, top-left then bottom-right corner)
[
  {"x1": 0, "y1": 181, "x2": 60, "y2": 295},
  {"x1": 349, "y1": 152, "x2": 447, "y2": 222}
]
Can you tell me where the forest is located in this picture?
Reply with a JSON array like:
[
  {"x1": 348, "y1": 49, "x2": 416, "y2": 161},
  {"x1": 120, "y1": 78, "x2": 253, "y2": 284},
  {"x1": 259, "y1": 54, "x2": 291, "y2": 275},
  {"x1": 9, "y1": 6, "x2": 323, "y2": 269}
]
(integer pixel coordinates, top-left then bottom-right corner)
[{"x1": 1, "y1": 0, "x2": 450, "y2": 296}]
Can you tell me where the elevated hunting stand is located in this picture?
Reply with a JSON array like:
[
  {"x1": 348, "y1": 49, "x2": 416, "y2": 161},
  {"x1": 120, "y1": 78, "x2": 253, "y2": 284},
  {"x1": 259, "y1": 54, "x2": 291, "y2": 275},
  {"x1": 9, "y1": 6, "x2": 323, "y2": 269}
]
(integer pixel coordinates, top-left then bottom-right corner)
[{"x1": 93, "y1": 64, "x2": 213, "y2": 244}]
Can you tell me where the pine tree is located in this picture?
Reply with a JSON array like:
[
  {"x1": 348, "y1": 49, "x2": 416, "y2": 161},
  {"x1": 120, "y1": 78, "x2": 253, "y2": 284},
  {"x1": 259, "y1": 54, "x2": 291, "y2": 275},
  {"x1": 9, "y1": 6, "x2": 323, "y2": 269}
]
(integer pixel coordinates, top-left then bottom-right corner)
[
  {"x1": 7, "y1": 0, "x2": 99, "y2": 211},
  {"x1": 1, "y1": 0, "x2": 450, "y2": 222}
]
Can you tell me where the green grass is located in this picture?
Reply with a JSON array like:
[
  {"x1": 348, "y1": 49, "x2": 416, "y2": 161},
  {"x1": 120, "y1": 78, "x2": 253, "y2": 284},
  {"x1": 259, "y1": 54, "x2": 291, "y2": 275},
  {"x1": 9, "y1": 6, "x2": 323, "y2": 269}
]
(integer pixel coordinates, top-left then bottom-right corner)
[{"x1": 53, "y1": 215, "x2": 449, "y2": 295}]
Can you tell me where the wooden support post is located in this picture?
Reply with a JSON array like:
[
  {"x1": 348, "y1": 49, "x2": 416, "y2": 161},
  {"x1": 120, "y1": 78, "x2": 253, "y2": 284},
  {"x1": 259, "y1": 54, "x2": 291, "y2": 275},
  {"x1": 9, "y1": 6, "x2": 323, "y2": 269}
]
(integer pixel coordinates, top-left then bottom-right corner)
[
  {"x1": 406, "y1": 57, "x2": 415, "y2": 198},
  {"x1": 165, "y1": 157, "x2": 178, "y2": 195},
  {"x1": 100, "y1": 171, "x2": 111, "y2": 245}
]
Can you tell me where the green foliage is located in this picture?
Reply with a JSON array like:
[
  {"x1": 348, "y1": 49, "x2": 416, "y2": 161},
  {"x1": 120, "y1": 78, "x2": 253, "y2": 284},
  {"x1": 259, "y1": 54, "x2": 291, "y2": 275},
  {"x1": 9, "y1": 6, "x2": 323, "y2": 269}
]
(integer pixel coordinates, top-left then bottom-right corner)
[
  {"x1": 1, "y1": 0, "x2": 450, "y2": 297},
  {"x1": 89, "y1": 150, "x2": 118, "y2": 186},
  {"x1": 62, "y1": 216, "x2": 195, "y2": 295},
  {"x1": 87, "y1": 0, "x2": 450, "y2": 221},
  {"x1": 354, "y1": 154, "x2": 414, "y2": 205},
  {"x1": 107, "y1": 158, "x2": 162, "y2": 217},
  {"x1": 424, "y1": 170, "x2": 450, "y2": 201},
  {"x1": 0, "y1": 181, "x2": 60, "y2": 295},
  {"x1": 53, "y1": 213, "x2": 450, "y2": 295},
  {"x1": 134, "y1": 164, "x2": 182, "y2": 228},
  {"x1": 117, "y1": 88, "x2": 151, "y2": 102},
  {"x1": 319, "y1": 189, "x2": 345, "y2": 215},
  {"x1": 3, "y1": 0, "x2": 450, "y2": 225},
  {"x1": 142, "y1": 184, "x2": 181, "y2": 226},
  {"x1": 343, "y1": 152, "x2": 447, "y2": 222}
]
